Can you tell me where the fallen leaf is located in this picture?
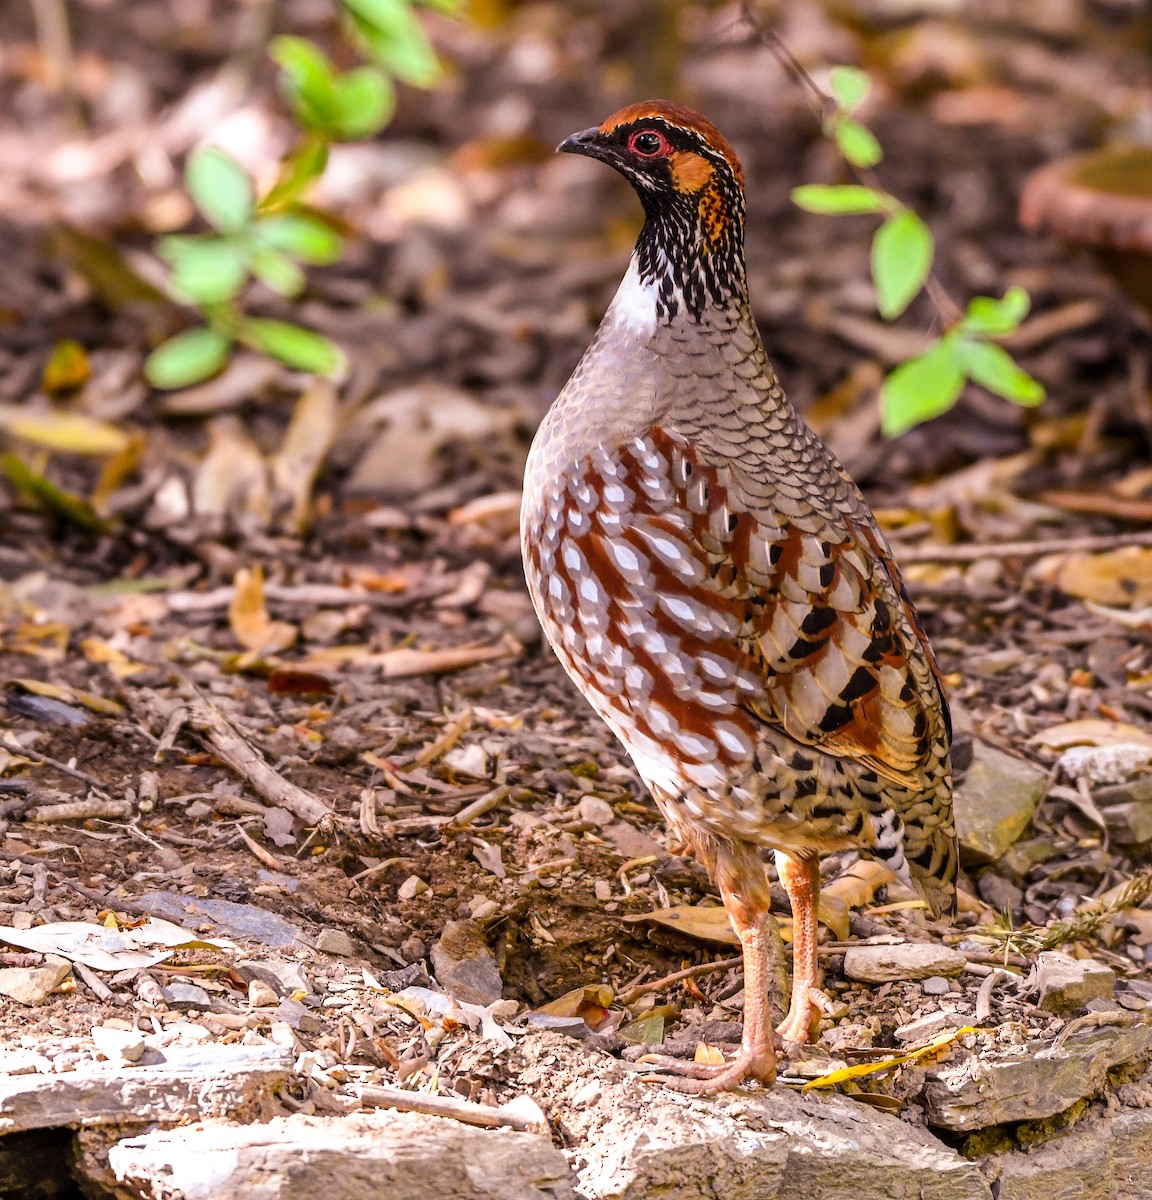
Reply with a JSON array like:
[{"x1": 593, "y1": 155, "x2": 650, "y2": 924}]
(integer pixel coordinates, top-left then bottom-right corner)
[
  {"x1": 1028, "y1": 719, "x2": 1152, "y2": 751},
  {"x1": 1031, "y1": 547, "x2": 1152, "y2": 606},
  {"x1": 229, "y1": 566, "x2": 297, "y2": 658},
  {"x1": 270, "y1": 378, "x2": 338, "y2": 533},
  {"x1": 0, "y1": 405, "x2": 129, "y2": 456},
  {"x1": 42, "y1": 340, "x2": 91, "y2": 395},
  {"x1": 802, "y1": 1026, "x2": 980, "y2": 1091}
]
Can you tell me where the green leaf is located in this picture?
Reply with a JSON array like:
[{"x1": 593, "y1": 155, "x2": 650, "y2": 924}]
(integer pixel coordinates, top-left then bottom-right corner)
[
  {"x1": 257, "y1": 215, "x2": 343, "y2": 264},
  {"x1": 832, "y1": 117, "x2": 883, "y2": 168},
  {"x1": 956, "y1": 339, "x2": 1045, "y2": 405},
  {"x1": 331, "y1": 65, "x2": 396, "y2": 140},
  {"x1": 791, "y1": 184, "x2": 889, "y2": 215},
  {"x1": 159, "y1": 236, "x2": 249, "y2": 305},
  {"x1": 829, "y1": 66, "x2": 870, "y2": 113},
  {"x1": 880, "y1": 340, "x2": 965, "y2": 436},
  {"x1": 872, "y1": 210, "x2": 934, "y2": 319},
  {"x1": 250, "y1": 248, "x2": 306, "y2": 296},
  {"x1": 343, "y1": 0, "x2": 441, "y2": 86},
  {"x1": 2, "y1": 454, "x2": 105, "y2": 532},
  {"x1": 271, "y1": 36, "x2": 348, "y2": 135},
  {"x1": 960, "y1": 286, "x2": 1031, "y2": 337},
  {"x1": 186, "y1": 147, "x2": 255, "y2": 233},
  {"x1": 239, "y1": 318, "x2": 343, "y2": 375},
  {"x1": 261, "y1": 138, "x2": 329, "y2": 211},
  {"x1": 144, "y1": 327, "x2": 233, "y2": 388},
  {"x1": 413, "y1": 0, "x2": 463, "y2": 12}
]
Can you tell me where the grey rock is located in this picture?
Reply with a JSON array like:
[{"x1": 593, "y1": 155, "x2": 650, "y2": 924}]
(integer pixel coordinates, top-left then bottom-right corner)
[
  {"x1": 135, "y1": 892, "x2": 306, "y2": 949},
  {"x1": 895, "y1": 1011, "x2": 973, "y2": 1044},
  {"x1": 0, "y1": 1044, "x2": 292, "y2": 1134},
  {"x1": 107, "y1": 1110, "x2": 573, "y2": 1200},
  {"x1": 924, "y1": 1020, "x2": 1152, "y2": 1130},
  {"x1": 977, "y1": 872, "x2": 1023, "y2": 916},
  {"x1": 1091, "y1": 777, "x2": 1152, "y2": 845},
  {"x1": 431, "y1": 920, "x2": 503, "y2": 1006},
  {"x1": 511, "y1": 1033, "x2": 991, "y2": 1199},
  {"x1": 923, "y1": 976, "x2": 953, "y2": 996},
  {"x1": 275, "y1": 998, "x2": 323, "y2": 1033},
  {"x1": 985, "y1": 1108, "x2": 1152, "y2": 1200},
  {"x1": 1035, "y1": 952, "x2": 1116, "y2": 1013},
  {"x1": 161, "y1": 982, "x2": 212, "y2": 1010},
  {"x1": 313, "y1": 928, "x2": 356, "y2": 957},
  {"x1": 234, "y1": 958, "x2": 311, "y2": 996},
  {"x1": 843, "y1": 943, "x2": 967, "y2": 983},
  {"x1": 954, "y1": 742, "x2": 1047, "y2": 863}
]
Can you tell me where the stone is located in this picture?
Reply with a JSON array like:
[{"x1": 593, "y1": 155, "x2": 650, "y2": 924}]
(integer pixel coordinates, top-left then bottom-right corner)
[
  {"x1": 106, "y1": 1110, "x2": 573, "y2": 1200},
  {"x1": 895, "y1": 1011, "x2": 973, "y2": 1044},
  {"x1": 313, "y1": 928, "x2": 356, "y2": 957},
  {"x1": 954, "y1": 742, "x2": 1047, "y2": 863},
  {"x1": 247, "y1": 979, "x2": 279, "y2": 1008},
  {"x1": 976, "y1": 872, "x2": 1023, "y2": 916},
  {"x1": 234, "y1": 958, "x2": 311, "y2": 997},
  {"x1": 1091, "y1": 778, "x2": 1152, "y2": 845},
  {"x1": 924, "y1": 1019, "x2": 1152, "y2": 1130},
  {"x1": 0, "y1": 1044, "x2": 292, "y2": 1134},
  {"x1": 510, "y1": 1033, "x2": 990, "y2": 1199},
  {"x1": 398, "y1": 875, "x2": 428, "y2": 900},
  {"x1": 0, "y1": 957, "x2": 70, "y2": 1006},
  {"x1": 577, "y1": 796, "x2": 614, "y2": 827},
  {"x1": 160, "y1": 982, "x2": 212, "y2": 1010},
  {"x1": 430, "y1": 919, "x2": 503, "y2": 1006},
  {"x1": 134, "y1": 892, "x2": 306, "y2": 949},
  {"x1": 985, "y1": 1107, "x2": 1152, "y2": 1200},
  {"x1": 843, "y1": 943, "x2": 967, "y2": 983},
  {"x1": 1034, "y1": 952, "x2": 1116, "y2": 1012},
  {"x1": 923, "y1": 976, "x2": 953, "y2": 996},
  {"x1": 90, "y1": 1025, "x2": 146, "y2": 1064}
]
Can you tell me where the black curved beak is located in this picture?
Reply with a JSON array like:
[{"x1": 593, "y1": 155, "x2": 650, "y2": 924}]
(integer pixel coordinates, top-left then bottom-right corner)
[{"x1": 557, "y1": 126, "x2": 612, "y2": 161}]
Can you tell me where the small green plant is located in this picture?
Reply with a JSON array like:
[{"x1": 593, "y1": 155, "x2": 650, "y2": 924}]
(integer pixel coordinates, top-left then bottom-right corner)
[
  {"x1": 146, "y1": 0, "x2": 458, "y2": 389},
  {"x1": 779, "y1": 55, "x2": 1045, "y2": 436}
]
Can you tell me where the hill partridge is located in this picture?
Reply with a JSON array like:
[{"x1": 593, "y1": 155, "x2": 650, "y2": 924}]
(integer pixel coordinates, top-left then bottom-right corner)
[{"x1": 521, "y1": 101, "x2": 957, "y2": 1094}]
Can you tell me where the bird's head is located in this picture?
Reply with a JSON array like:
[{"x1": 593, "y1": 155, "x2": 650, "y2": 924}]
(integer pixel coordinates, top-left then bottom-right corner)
[{"x1": 559, "y1": 101, "x2": 747, "y2": 320}]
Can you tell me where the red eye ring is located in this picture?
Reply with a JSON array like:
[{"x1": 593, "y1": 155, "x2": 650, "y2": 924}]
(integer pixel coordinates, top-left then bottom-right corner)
[{"x1": 628, "y1": 130, "x2": 670, "y2": 158}]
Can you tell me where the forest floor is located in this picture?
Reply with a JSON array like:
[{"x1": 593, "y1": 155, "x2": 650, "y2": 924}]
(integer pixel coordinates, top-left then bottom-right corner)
[{"x1": 3, "y1": 1, "x2": 1152, "y2": 1196}]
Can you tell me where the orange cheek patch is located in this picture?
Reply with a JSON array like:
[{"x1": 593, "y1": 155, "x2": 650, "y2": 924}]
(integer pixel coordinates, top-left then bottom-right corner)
[{"x1": 670, "y1": 151, "x2": 715, "y2": 193}]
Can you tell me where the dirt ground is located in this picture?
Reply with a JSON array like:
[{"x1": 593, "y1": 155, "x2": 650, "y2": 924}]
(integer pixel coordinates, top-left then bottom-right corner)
[{"x1": 4, "y1": 1, "x2": 1152, "y2": 1184}]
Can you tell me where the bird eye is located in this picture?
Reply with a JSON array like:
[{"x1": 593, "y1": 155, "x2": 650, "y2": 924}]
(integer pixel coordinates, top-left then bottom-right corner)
[{"x1": 628, "y1": 130, "x2": 668, "y2": 157}]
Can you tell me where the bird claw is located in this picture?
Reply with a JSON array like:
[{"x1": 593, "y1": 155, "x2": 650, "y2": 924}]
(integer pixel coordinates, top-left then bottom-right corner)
[
  {"x1": 775, "y1": 985, "x2": 834, "y2": 1048},
  {"x1": 634, "y1": 1048, "x2": 776, "y2": 1095}
]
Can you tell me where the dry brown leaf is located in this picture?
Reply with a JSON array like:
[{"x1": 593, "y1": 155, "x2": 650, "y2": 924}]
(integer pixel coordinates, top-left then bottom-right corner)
[
  {"x1": 1028, "y1": 719, "x2": 1152, "y2": 751},
  {"x1": 228, "y1": 566, "x2": 297, "y2": 659},
  {"x1": 694, "y1": 1042, "x2": 726, "y2": 1065},
  {"x1": 270, "y1": 378, "x2": 338, "y2": 534},
  {"x1": 1031, "y1": 547, "x2": 1152, "y2": 606},
  {"x1": 0, "y1": 405, "x2": 129, "y2": 456},
  {"x1": 193, "y1": 416, "x2": 269, "y2": 522}
]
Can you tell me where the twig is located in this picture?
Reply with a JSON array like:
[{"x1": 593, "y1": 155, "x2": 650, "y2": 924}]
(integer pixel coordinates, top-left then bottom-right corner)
[
  {"x1": 27, "y1": 797, "x2": 133, "y2": 823},
  {"x1": 182, "y1": 688, "x2": 332, "y2": 826},
  {"x1": 74, "y1": 960, "x2": 117, "y2": 1003},
  {"x1": 616, "y1": 955, "x2": 742, "y2": 1007},
  {"x1": 1, "y1": 735, "x2": 104, "y2": 789},
  {"x1": 236, "y1": 823, "x2": 284, "y2": 870},
  {"x1": 406, "y1": 710, "x2": 473, "y2": 770},
  {"x1": 740, "y1": 1, "x2": 962, "y2": 326},
  {"x1": 892, "y1": 529, "x2": 1152, "y2": 565},
  {"x1": 355, "y1": 1084, "x2": 547, "y2": 1133},
  {"x1": 974, "y1": 969, "x2": 1014, "y2": 1024},
  {"x1": 447, "y1": 785, "x2": 512, "y2": 831}
]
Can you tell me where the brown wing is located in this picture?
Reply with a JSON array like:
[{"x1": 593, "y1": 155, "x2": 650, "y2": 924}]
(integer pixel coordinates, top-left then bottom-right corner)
[{"x1": 648, "y1": 428, "x2": 948, "y2": 793}]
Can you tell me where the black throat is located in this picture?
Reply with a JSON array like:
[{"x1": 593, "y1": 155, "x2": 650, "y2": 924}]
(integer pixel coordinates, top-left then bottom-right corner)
[{"x1": 633, "y1": 189, "x2": 747, "y2": 322}]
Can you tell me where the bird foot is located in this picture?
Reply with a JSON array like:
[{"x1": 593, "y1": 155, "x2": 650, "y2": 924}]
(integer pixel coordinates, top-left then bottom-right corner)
[
  {"x1": 775, "y1": 985, "x2": 835, "y2": 1048},
  {"x1": 635, "y1": 1047, "x2": 776, "y2": 1095}
]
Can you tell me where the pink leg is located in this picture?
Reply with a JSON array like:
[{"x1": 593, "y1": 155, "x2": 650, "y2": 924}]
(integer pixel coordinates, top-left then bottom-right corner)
[{"x1": 774, "y1": 850, "x2": 827, "y2": 1047}]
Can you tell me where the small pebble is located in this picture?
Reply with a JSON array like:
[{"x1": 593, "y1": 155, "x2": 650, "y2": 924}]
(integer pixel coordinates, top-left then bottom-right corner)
[
  {"x1": 247, "y1": 980, "x2": 279, "y2": 1008},
  {"x1": 594, "y1": 880, "x2": 612, "y2": 901},
  {"x1": 922, "y1": 976, "x2": 952, "y2": 996},
  {"x1": 398, "y1": 875, "x2": 428, "y2": 900},
  {"x1": 313, "y1": 928, "x2": 355, "y2": 957},
  {"x1": 577, "y1": 796, "x2": 614, "y2": 827}
]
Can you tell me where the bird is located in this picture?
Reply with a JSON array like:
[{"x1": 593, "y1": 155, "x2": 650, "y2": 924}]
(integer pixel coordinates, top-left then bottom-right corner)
[{"x1": 520, "y1": 101, "x2": 957, "y2": 1094}]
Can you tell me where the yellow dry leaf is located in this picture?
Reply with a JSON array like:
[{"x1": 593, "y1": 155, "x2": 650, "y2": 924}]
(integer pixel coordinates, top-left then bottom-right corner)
[
  {"x1": 42, "y1": 340, "x2": 91, "y2": 395},
  {"x1": 694, "y1": 1042, "x2": 726, "y2": 1065},
  {"x1": 1028, "y1": 719, "x2": 1152, "y2": 751},
  {"x1": 802, "y1": 1026, "x2": 980, "y2": 1091},
  {"x1": 228, "y1": 566, "x2": 297, "y2": 658},
  {"x1": 0, "y1": 405, "x2": 129, "y2": 456},
  {"x1": 12, "y1": 679, "x2": 123, "y2": 718},
  {"x1": 625, "y1": 904, "x2": 739, "y2": 946},
  {"x1": 79, "y1": 637, "x2": 148, "y2": 678},
  {"x1": 1032, "y1": 547, "x2": 1152, "y2": 606}
]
